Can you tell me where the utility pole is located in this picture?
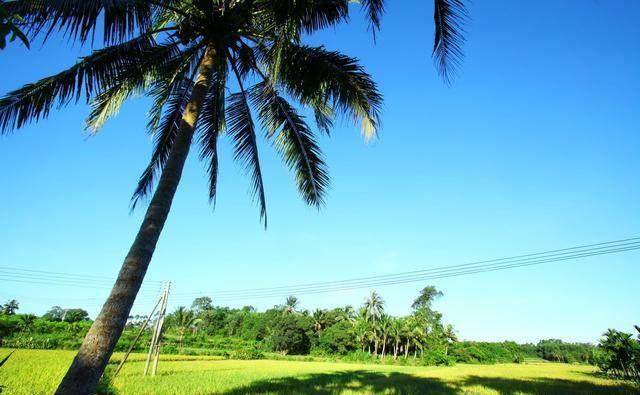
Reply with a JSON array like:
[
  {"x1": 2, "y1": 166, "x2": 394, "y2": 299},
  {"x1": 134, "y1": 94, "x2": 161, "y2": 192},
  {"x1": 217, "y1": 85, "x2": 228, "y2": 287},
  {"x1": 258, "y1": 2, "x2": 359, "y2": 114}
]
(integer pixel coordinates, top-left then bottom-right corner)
[
  {"x1": 113, "y1": 296, "x2": 163, "y2": 377},
  {"x1": 144, "y1": 282, "x2": 171, "y2": 377}
]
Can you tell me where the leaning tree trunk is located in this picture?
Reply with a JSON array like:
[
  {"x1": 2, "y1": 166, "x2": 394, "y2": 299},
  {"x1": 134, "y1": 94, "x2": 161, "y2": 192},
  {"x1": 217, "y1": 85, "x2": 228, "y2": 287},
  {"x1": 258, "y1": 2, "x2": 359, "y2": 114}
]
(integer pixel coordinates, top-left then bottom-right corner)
[{"x1": 55, "y1": 47, "x2": 217, "y2": 395}]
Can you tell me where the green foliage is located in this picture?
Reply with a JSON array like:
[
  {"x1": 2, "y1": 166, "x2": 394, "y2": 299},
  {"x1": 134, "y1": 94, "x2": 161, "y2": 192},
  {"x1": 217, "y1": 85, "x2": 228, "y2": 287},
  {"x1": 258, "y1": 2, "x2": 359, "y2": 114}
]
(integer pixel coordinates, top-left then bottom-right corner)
[
  {"x1": 268, "y1": 315, "x2": 311, "y2": 355},
  {"x1": 595, "y1": 327, "x2": 640, "y2": 383},
  {"x1": 316, "y1": 321, "x2": 356, "y2": 355},
  {"x1": 228, "y1": 347, "x2": 265, "y2": 360},
  {"x1": 420, "y1": 348, "x2": 456, "y2": 366},
  {"x1": 536, "y1": 339, "x2": 595, "y2": 364},
  {"x1": 450, "y1": 341, "x2": 529, "y2": 364},
  {"x1": 0, "y1": 3, "x2": 29, "y2": 50},
  {"x1": 1, "y1": 300, "x2": 19, "y2": 315}
]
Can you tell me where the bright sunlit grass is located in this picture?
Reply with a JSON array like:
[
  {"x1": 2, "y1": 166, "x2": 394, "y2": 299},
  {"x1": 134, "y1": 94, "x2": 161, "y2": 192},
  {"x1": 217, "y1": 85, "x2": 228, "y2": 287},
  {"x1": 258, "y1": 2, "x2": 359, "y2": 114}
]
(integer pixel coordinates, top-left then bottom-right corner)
[{"x1": 0, "y1": 348, "x2": 636, "y2": 394}]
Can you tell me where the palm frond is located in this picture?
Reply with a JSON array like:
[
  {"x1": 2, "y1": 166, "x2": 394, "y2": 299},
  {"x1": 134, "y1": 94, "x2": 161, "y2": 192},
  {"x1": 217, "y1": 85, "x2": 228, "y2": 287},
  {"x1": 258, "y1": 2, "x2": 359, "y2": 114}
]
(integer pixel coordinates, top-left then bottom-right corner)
[
  {"x1": 226, "y1": 89, "x2": 267, "y2": 225},
  {"x1": 277, "y1": 44, "x2": 382, "y2": 140},
  {"x1": 360, "y1": 0, "x2": 384, "y2": 36},
  {"x1": 197, "y1": 61, "x2": 228, "y2": 204},
  {"x1": 7, "y1": 0, "x2": 156, "y2": 44},
  {"x1": 263, "y1": 0, "x2": 349, "y2": 35},
  {"x1": 311, "y1": 98, "x2": 334, "y2": 136},
  {"x1": 0, "y1": 34, "x2": 176, "y2": 133},
  {"x1": 250, "y1": 82, "x2": 328, "y2": 207},
  {"x1": 87, "y1": 41, "x2": 203, "y2": 132},
  {"x1": 131, "y1": 76, "x2": 195, "y2": 208},
  {"x1": 432, "y1": 0, "x2": 468, "y2": 84}
]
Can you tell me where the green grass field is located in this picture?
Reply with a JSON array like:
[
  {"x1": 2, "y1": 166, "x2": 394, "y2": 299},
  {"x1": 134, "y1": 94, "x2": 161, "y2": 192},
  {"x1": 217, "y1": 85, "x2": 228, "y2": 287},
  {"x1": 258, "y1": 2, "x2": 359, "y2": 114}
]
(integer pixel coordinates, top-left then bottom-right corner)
[{"x1": 0, "y1": 349, "x2": 637, "y2": 394}]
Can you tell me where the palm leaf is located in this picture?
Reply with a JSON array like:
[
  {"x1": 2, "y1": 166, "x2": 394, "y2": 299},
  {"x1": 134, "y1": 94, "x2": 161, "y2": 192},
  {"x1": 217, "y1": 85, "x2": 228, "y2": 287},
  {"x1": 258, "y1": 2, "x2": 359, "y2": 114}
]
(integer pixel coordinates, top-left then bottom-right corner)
[
  {"x1": 197, "y1": 61, "x2": 228, "y2": 204},
  {"x1": 7, "y1": 0, "x2": 156, "y2": 44},
  {"x1": 359, "y1": 0, "x2": 384, "y2": 35},
  {"x1": 276, "y1": 44, "x2": 382, "y2": 140},
  {"x1": 131, "y1": 76, "x2": 195, "y2": 208},
  {"x1": 263, "y1": 0, "x2": 349, "y2": 35},
  {"x1": 432, "y1": 0, "x2": 468, "y2": 84},
  {"x1": 226, "y1": 90, "x2": 267, "y2": 225},
  {"x1": 0, "y1": 34, "x2": 175, "y2": 133},
  {"x1": 87, "y1": 41, "x2": 203, "y2": 132},
  {"x1": 251, "y1": 82, "x2": 328, "y2": 207}
]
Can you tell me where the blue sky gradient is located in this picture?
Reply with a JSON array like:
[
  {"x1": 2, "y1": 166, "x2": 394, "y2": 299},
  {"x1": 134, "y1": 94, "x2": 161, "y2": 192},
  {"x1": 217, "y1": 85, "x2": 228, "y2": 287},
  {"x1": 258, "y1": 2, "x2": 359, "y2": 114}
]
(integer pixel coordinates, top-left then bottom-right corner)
[{"x1": 1, "y1": 0, "x2": 638, "y2": 343}]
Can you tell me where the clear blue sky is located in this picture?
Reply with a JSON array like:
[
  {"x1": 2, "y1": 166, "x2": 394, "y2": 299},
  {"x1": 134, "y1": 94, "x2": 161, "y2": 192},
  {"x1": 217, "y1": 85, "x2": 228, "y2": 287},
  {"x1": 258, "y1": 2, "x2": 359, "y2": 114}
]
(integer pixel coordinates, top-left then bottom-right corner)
[{"x1": 1, "y1": 0, "x2": 638, "y2": 343}]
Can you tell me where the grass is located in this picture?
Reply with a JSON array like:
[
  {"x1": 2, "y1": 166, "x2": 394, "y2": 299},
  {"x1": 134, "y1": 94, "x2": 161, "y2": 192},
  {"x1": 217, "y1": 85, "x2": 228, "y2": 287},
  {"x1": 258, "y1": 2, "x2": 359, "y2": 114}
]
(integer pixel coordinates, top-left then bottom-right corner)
[{"x1": 0, "y1": 348, "x2": 637, "y2": 394}]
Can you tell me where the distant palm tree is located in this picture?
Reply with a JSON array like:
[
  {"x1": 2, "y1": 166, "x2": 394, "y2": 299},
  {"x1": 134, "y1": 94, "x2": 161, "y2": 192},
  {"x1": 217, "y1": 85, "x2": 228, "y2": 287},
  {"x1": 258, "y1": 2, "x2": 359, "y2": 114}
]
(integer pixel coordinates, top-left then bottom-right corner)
[
  {"x1": 171, "y1": 307, "x2": 201, "y2": 352},
  {"x1": 390, "y1": 318, "x2": 403, "y2": 360},
  {"x1": 363, "y1": 291, "x2": 384, "y2": 355},
  {"x1": 281, "y1": 296, "x2": 300, "y2": 316},
  {"x1": 350, "y1": 320, "x2": 366, "y2": 353},
  {"x1": 312, "y1": 309, "x2": 326, "y2": 337},
  {"x1": 441, "y1": 324, "x2": 457, "y2": 356},
  {"x1": 1, "y1": 0, "x2": 468, "y2": 393},
  {"x1": 364, "y1": 291, "x2": 384, "y2": 322},
  {"x1": 1, "y1": 299, "x2": 19, "y2": 315},
  {"x1": 378, "y1": 314, "x2": 391, "y2": 359}
]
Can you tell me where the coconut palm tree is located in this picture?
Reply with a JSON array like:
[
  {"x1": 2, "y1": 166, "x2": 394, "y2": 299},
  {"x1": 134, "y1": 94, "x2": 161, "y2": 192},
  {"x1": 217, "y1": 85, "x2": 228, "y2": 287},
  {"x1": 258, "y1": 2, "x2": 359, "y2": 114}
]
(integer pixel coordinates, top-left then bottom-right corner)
[
  {"x1": 390, "y1": 317, "x2": 403, "y2": 360},
  {"x1": 170, "y1": 306, "x2": 201, "y2": 352},
  {"x1": 0, "y1": 299, "x2": 19, "y2": 315},
  {"x1": 363, "y1": 291, "x2": 384, "y2": 355},
  {"x1": 441, "y1": 323, "x2": 457, "y2": 356},
  {"x1": 352, "y1": 318, "x2": 369, "y2": 353},
  {"x1": 311, "y1": 309, "x2": 326, "y2": 337},
  {"x1": 378, "y1": 313, "x2": 391, "y2": 359},
  {"x1": 281, "y1": 296, "x2": 300, "y2": 316},
  {"x1": 1, "y1": 1, "x2": 467, "y2": 393},
  {"x1": 363, "y1": 291, "x2": 384, "y2": 322}
]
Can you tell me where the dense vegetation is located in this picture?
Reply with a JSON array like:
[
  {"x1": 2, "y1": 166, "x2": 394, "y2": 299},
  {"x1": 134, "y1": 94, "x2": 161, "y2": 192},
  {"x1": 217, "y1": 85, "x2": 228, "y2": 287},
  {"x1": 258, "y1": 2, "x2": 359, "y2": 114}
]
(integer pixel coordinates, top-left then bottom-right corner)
[
  {"x1": 1, "y1": 289, "x2": 618, "y2": 373},
  {"x1": 592, "y1": 327, "x2": 640, "y2": 383}
]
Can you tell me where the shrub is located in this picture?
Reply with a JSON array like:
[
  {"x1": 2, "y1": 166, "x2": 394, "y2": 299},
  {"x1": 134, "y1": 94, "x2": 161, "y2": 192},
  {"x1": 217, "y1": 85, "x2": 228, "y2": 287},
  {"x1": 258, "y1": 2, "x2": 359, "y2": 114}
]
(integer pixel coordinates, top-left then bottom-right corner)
[{"x1": 228, "y1": 348, "x2": 264, "y2": 360}]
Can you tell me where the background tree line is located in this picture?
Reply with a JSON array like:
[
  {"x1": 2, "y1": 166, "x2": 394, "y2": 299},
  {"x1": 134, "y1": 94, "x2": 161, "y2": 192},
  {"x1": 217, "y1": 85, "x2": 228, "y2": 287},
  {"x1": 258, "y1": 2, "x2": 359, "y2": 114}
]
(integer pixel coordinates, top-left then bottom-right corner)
[{"x1": 2, "y1": 288, "x2": 633, "y2": 377}]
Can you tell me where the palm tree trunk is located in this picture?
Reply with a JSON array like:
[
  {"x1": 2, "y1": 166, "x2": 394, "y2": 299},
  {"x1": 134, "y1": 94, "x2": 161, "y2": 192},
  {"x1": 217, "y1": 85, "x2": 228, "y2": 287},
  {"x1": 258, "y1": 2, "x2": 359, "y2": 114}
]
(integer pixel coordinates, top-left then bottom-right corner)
[
  {"x1": 405, "y1": 339, "x2": 410, "y2": 358},
  {"x1": 393, "y1": 340, "x2": 399, "y2": 360},
  {"x1": 55, "y1": 47, "x2": 217, "y2": 395}
]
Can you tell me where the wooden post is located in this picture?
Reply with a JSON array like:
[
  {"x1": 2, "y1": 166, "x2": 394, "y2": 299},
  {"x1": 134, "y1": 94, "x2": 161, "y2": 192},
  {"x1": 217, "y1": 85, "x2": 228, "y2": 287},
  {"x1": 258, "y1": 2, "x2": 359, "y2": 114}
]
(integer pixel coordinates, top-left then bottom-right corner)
[
  {"x1": 144, "y1": 284, "x2": 167, "y2": 376},
  {"x1": 113, "y1": 296, "x2": 162, "y2": 377},
  {"x1": 151, "y1": 282, "x2": 170, "y2": 377}
]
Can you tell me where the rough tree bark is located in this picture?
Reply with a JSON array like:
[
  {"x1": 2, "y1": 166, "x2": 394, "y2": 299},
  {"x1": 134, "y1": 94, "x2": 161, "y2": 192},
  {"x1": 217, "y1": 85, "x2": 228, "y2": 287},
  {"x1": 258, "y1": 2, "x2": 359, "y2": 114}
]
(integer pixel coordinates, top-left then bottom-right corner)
[{"x1": 55, "y1": 46, "x2": 217, "y2": 395}]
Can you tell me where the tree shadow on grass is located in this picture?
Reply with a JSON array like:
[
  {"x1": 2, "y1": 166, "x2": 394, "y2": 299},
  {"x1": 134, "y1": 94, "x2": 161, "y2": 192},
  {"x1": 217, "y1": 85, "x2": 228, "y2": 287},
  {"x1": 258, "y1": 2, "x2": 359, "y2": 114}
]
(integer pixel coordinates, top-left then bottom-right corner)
[
  {"x1": 217, "y1": 371, "x2": 639, "y2": 395},
  {"x1": 216, "y1": 370, "x2": 457, "y2": 395},
  {"x1": 460, "y1": 375, "x2": 639, "y2": 395}
]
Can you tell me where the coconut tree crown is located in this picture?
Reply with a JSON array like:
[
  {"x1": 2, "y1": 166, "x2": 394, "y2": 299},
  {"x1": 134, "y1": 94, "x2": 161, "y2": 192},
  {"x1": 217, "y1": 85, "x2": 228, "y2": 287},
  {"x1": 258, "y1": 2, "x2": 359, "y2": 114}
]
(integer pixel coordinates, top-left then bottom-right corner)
[{"x1": 0, "y1": 0, "x2": 467, "y2": 224}]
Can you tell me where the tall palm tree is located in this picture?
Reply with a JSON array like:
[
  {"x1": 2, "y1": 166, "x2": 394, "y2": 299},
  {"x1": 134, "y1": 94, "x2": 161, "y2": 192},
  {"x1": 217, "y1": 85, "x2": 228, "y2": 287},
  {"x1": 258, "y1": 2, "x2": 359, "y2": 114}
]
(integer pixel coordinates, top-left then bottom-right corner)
[
  {"x1": 363, "y1": 291, "x2": 384, "y2": 322},
  {"x1": 1, "y1": 0, "x2": 468, "y2": 393},
  {"x1": 441, "y1": 323, "x2": 457, "y2": 356},
  {"x1": 390, "y1": 317, "x2": 403, "y2": 360},
  {"x1": 311, "y1": 309, "x2": 326, "y2": 337},
  {"x1": 363, "y1": 291, "x2": 384, "y2": 355},
  {"x1": 352, "y1": 317, "x2": 369, "y2": 353},
  {"x1": 170, "y1": 306, "x2": 201, "y2": 352},
  {"x1": 378, "y1": 313, "x2": 391, "y2": 359}
]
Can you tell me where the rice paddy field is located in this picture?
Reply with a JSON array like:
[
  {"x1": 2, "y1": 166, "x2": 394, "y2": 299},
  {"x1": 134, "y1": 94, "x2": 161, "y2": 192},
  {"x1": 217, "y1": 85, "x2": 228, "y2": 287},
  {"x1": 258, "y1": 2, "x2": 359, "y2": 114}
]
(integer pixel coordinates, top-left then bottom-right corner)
[{"x1": 0, "y1": 349, "x2": 637, "y2": 394}]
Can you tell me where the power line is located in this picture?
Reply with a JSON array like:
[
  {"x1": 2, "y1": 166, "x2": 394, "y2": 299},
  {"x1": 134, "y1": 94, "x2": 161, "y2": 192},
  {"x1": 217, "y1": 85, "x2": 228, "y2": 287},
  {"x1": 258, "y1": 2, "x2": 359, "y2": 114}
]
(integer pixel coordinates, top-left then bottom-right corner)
[
  {"x1": 0, "y1": 265, "x2": 164, "y2": 284},
  {"x1": 169, "y1": 237, "x2": 640, "y2": 302}
]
